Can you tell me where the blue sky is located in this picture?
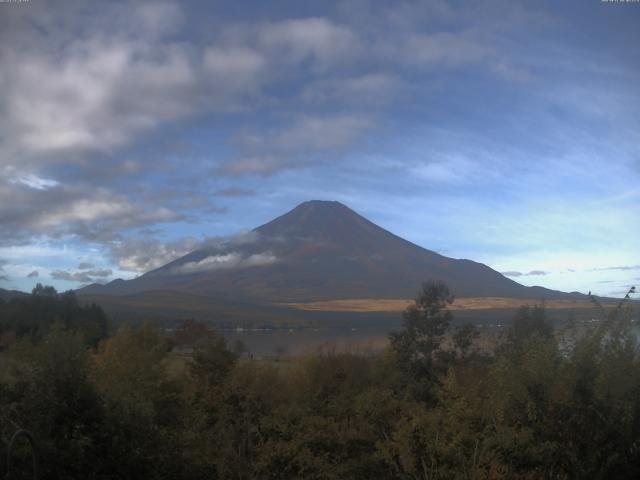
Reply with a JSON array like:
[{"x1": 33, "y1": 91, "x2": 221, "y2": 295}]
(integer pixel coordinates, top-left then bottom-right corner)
[{"x1": 0, "y1": 0, "x2": 638, "y2": 297}]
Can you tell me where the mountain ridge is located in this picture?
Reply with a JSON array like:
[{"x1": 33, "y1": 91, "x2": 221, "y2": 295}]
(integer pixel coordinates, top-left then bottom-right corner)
[
  {"x1": 0, "y1": 288, "x2": 29, "y2": 302},
  {"x1": 79, "y1": 200, "x2": 577, "y2": 302}
]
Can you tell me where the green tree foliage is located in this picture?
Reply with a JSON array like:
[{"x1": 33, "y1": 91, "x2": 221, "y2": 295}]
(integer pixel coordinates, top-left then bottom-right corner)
[
  {"x1": 389, "y1": 280, "x2": 454, "y2": 401},
  {"x1": 0, "y1": 324, "x2": 105, "y2": 479},
  {"x1": 452, "y1": 322, "x2": 480, "y2": 360},
  {"x1": 92, "y1": 324, "x2": 184, "y2": 479},
  {"x1": 504, "y1": 304, "x2": 553, "y2": 353},
  {"x1": 254, "y1": 354, "x2": 390, "y2": 479},
  {"x1": 1, "y1": 283, "x2": 639, "y2": 479},
  {"x1": 189, "y1": 333, "x2": 238, "y2": 392},
  {"x1": 0, "y1": 284, "x2": 108, "y2": 347},
  {"x1": 474, "y1": 288, "x2": 640, "y2": 478}
]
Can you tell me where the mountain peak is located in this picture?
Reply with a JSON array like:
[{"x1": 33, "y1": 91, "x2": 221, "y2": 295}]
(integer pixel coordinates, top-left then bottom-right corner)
[
  {"x1": 254, "y1": 200, "x2": 369, "y2": 239},
  {"x1": 77, "y1": 200, "x2": 573, "y2": 302},
  {"x1": 293, "y1": 200, "x2": 353, "y2": 215},
  {"x1": 299, "y1": 199, "x2": 348, "y2": 208}
]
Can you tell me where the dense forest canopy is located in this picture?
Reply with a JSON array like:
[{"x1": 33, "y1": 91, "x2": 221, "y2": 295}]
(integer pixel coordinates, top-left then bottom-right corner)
[
  {"x1": 0, "y1": 283, "x2": 638, "y2": 479},
  {"x1": 0, "y1": 284, "x2": 108, "y2": 347}
]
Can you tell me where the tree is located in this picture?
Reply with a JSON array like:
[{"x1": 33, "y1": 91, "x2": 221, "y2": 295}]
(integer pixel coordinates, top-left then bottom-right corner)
[
  {"x1": 452, "y1": 323, "x2": 480, "y2": 360},
  {"x1": 173, "y1": 318, "x2": 216, "y2": 346},
  {"x1": 0, "y1": 285, "x2": 108, "y2": 346},
  {"x1": 502, "y1": 304, "x2": 552, "y2": 355},
  {"x1": 389, "y1": 281, "x2": 454, "y2": 401},
  {"x1": 1, "y1": 324, "x2": 105, "y2": 479},
  {"x1": 31, "y1": 283, "x2": 57, "y2": 296},
  {"x1": 189, "y1": 333, "x2": 238, "y2": 391},
  {"x1": 92, "y1": 324, "x2": 184, "y2": 478}
]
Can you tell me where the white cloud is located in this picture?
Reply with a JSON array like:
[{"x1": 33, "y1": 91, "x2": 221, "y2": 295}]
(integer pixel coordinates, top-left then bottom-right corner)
[
  {"x1": 501, "y1": 270, "x2": 549, "y2": 277},
  {"x1": 219, "y1": 115, "x2": 373, "y2": 175},
  {"x1": 527, "y1": 270, "x2": 549, "y2": 276},
  {"x1": 9, "y1": 173, "x2": 59, "y2": 190},
  {"x1": 108, "y1": 231, "x2": 262, "y2": 273},
  {"x1": 133, "y1": 1, "x2": 185, "y2": 37},
  {"x1": 502, "y1": 270, "x2": 523, "y2": 277},
  {"x1": 0, "y1": 180, "x2": 183, "y2": 243},
  {"x1": 301, "y1": 73, "x2": 400, "y2": 106},
  {"x1": 174, "y1": 252, "x2": 277, "y2": 274},
  {"x1": 0, "y1": 2, "x2": 269, "y2": 166},
  {"x1": 276, "y1": 116, "x2": 373, "y2": 152},
  {"x1": 202, "y1": 46, "x2": 266, "y2": 92},
  {"x1": 256, "y1": 17, "x2": 362, "y2": 71},
  {"x1": 51, "y1": 268, "x2": 113, "y2": 283},
  {"x1": 410, "y1": 154, "x2": 488, "y2": 185},
  {"x1": 590, "y1": 265, "x2": 640, "y2": 272},
  {"x1": 404, "y1": 31, "x2": 494, "y2": 67},
  {"x1": 109, "y1": 237, "x2": 201, "y2": 273}
]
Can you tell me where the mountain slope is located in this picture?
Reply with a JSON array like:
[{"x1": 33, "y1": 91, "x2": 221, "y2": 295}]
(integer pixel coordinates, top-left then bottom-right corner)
[
  {"x1": 80, "y1": 200, "x2": 572, "y2": 301},
  {"x1": 0, "y1": 288, "x2": 28, "y2": 302}
]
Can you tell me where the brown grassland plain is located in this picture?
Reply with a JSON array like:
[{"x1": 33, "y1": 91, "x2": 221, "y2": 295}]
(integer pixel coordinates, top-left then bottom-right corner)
[{"x1": 279, "y1": 297, "x2": 598, "y2": 312}]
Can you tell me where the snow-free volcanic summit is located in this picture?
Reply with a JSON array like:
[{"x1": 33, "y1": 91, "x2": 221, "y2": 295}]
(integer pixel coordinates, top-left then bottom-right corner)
[{"x1": 80, "y1": 201, "x2": 571, "y2": 302}]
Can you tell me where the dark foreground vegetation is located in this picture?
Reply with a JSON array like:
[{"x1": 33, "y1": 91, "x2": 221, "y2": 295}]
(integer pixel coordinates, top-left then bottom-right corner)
[{"x1": 0, "y1": 283, "x2": 639, "y2": 479}]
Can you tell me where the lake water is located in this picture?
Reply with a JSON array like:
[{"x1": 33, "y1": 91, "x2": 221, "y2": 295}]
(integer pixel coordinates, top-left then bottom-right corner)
[
  {"x1": 220, "y1": 321, "x2": 640, "y2": 358},
  {"x1": 221, "y1": 325, "x2": 397, "y2": 357}
]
